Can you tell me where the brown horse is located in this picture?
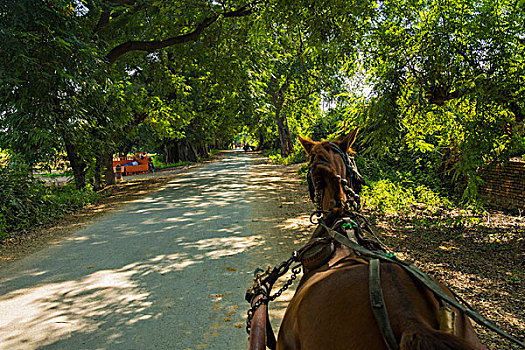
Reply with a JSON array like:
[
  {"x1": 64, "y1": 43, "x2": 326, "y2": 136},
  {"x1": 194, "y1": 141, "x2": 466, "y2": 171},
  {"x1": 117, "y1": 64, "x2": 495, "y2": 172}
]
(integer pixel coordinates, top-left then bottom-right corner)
[{"x1": 276, "y1": 129, "x2": 487, "y2": 350}]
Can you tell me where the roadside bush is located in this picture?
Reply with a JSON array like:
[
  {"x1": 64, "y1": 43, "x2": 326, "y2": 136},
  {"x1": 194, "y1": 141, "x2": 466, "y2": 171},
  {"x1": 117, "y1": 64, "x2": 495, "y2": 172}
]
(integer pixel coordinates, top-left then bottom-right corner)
[
  {"x1": 295, "y1": 153, "x2": 453, "y2": 216},
  {"x1": 354, "y1": 155, "x2": 491, "y2": 231},
  {"x1": 150, "y1": 155, "x2": 193, "y2": 169},
  {"x1": 0, "y1": 163, "x2": 101, "y2": 240},
  {"x1": 353, "y1": 152, "x2": 459, "y2": 215},
  {"x1": 268, "y1": 144, "x2": 307, "y2": 165},
  {"x1": 361, "y1": 179, "x2": 452, "y2": 215},
  {"x1": 290, "y1": 141, "x2": 486, "y2": 222}
]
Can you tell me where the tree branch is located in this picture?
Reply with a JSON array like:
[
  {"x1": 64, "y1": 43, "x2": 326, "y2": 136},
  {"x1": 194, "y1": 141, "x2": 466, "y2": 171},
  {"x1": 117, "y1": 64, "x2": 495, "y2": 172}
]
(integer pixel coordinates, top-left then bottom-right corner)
[
  {"x1": 106, "y1": 15, "x2": 219, "y2": 64},
  {"x1": 93, "y1": 0, "x2": 144, "y2": 35},
  {"x1": 93, "y1": 10, "x2": 111, "y2": 34},
  {"x1": 105, "y1": 4, "x2": 255, "y2": 65}
]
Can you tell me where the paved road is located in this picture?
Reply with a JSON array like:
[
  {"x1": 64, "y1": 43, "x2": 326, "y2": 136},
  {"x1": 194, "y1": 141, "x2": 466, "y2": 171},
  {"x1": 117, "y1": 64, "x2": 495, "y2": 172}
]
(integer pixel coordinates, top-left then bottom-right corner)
[{"x1": 0, "y1": 151, "x2": 304, "y2": 350}]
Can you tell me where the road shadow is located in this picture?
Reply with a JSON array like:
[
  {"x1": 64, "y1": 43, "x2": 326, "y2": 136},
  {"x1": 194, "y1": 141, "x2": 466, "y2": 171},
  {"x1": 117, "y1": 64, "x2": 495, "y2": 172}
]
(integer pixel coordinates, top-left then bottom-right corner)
[{"x1": 0, "y1": 151, "x2": 312, "y2": 350}]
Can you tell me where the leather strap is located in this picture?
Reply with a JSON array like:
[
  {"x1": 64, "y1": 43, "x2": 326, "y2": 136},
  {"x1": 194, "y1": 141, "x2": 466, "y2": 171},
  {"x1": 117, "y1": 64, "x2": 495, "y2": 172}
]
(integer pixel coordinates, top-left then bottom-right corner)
[
  {"x1": 266, "y1": 314, "x2": 277, "y2": 350},
  {"x1": 369, "y1": 259, "x2": 399, "y2": 350}
]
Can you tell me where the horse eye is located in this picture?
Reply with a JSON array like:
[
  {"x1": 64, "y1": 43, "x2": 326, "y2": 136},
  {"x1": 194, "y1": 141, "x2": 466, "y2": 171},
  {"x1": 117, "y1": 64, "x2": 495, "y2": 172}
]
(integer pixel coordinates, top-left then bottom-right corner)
[{"x1": 311, "y1": 172, "x2": 323, "y2": 186}]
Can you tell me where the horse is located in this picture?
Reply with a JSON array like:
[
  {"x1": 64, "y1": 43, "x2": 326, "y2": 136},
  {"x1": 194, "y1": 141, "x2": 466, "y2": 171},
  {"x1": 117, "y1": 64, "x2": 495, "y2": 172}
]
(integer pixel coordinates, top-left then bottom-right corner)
[{"x1": 273, "y1": 129, "x2": 488, "y2": 350}]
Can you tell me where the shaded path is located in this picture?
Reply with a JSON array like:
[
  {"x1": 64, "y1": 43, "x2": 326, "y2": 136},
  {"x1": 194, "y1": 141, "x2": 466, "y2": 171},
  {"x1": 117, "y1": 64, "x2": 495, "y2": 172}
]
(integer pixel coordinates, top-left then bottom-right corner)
[{"x1": 0, "y1": 151, "x2": 311, "y2": 350}]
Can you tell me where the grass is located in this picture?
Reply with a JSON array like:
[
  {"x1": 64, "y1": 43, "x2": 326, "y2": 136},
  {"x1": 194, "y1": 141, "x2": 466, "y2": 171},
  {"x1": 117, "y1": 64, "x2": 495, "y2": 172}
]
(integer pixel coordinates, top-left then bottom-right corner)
[
  {"x1": 150, "y1": 155, "x2": 193, "y2": 170},
  {"x1": 156, "y1": 161, "x2": 193, "y2": 169},
  {"x1": 267, "y1": 146, "x2": 307, "y2": 166}
]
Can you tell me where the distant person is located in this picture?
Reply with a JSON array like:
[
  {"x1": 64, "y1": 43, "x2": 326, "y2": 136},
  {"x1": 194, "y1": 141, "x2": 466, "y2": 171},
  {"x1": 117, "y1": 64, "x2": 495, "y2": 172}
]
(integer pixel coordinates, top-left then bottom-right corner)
[
  {"x1": 121, "y1": 160, "x2": 139, "y2": 166},
  {"x1": 148, "y1": 158, "x2": 155, "y2": 173}
]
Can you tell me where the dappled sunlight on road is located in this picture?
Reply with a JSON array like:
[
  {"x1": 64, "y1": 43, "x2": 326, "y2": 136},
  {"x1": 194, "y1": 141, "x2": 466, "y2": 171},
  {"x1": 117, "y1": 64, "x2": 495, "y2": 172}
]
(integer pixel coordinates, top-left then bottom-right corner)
[
  {"x1": 279, "y1": 215, "x2": 311, "y2": 229},
  {"x1": 0, "y1": 267, "x2": 150, "y2": 350},
  {"x1": 181, "y1": 236, "x2": 264, "y2": 260},
  {"x1": 0, "y1": 229, "x2": 266, "y2": 349},
  {"x1": 0, "y1": 150, "x2": 312, "y2": 349}
]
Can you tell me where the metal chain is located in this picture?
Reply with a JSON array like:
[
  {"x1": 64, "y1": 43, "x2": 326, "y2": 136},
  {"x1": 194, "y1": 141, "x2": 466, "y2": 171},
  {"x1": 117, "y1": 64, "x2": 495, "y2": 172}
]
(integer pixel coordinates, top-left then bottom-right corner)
[
  {"x1": 245, "y1": 267, "x2": 271, "y2": 334},
  {"x1": 246, "y1": 296, "x2": 267, "y2": 334},
  {"x1": 246, "y1": 264, "x2": 302, "y2": 334},
  {"x1": 269, "y1": 264, "x2": 302, "y2": 301},
  {"x1": 342, "y1": 183, "x2": 361, "y2": 212},
  {"x1": 251, "y1": 267, "x2": 271, "y2": 288}
]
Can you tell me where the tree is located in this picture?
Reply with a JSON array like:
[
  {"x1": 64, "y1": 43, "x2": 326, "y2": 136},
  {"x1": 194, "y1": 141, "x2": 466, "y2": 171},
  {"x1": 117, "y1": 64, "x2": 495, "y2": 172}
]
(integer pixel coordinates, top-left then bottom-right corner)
[
  {"x1": 0, "y1": 0, "x2": 105, "y2": 188},
  {"x1": 246, "y1": 24, "x2": 339, "y2": 157},
  {"x1": 1, "y1": 0, "x2": 259, "y2": 187},
  {"x1": 343, "y1": 0, "x2": 525, "y2": 197},
  {"x1": 2, "y1": 0, "x2": 522, "y2": 201}
]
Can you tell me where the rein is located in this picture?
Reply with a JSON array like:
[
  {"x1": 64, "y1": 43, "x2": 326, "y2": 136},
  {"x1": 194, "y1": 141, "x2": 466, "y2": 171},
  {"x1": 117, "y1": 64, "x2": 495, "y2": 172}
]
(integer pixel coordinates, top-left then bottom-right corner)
[
  {"x1": 317, "y1": 217, "x2": 525, "y2": 349},
  {"x1": 245, "y1": 253, "x2": 301, "y2": 350}
]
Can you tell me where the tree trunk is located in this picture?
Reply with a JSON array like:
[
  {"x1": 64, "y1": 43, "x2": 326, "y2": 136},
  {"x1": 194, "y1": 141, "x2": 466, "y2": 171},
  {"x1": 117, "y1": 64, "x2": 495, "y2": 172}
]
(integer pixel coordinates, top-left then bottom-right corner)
[
  {"x1": 271, "y1": 81, "x2": 294, "y2": 158},
  {"x1": 63, "y1": 135, "x2": 87, "y2": 189},
  {"x1": 275, "y1": 105, "x2": 294, "y2": 157},
  {"x1": 94, "y1": 155, "x2": 102, "y2": 190},
  {"x1": 185, "y1": 140, "x2": 199, "y2": 162},
  {"x1": 257, "y1": 130, "x2": 265, "y2": 151},
  {"x1": 165, "y1": 139, "x2": 199, "y2": 163},
  {"x1": 102, "y1": 149, "x2": 115, "y2": 186},
  {"x1": 202, "y1": 144, "x2": 210, "y2": 158}
]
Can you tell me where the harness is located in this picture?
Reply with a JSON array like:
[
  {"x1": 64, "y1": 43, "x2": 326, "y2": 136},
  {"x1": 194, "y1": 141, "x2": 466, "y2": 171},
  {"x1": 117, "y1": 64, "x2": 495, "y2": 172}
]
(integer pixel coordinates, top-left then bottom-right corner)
[{"x1": 246, "y1": 214, "x2": 525, "y2": 349}]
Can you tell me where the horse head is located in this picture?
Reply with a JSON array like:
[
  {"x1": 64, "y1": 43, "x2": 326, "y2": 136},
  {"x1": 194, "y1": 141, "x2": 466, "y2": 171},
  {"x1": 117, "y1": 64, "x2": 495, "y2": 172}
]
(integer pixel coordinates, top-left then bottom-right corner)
[{"x1": 299, "y1": 128, "x2": 365, "y2": 216}]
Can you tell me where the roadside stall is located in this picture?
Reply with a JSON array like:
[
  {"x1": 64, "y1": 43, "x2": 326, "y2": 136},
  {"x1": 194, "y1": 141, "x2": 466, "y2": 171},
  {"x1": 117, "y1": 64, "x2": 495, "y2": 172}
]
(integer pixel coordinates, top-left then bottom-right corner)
[{"x1": 112, "y1": 152, "x2": 153, "y2": 176}]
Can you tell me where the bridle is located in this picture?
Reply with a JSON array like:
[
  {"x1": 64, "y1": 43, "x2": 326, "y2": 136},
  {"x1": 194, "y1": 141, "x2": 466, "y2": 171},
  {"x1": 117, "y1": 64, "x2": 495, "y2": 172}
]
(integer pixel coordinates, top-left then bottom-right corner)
[{"x1": 307, "y1": 142, "x2": 365, "y2": 213}]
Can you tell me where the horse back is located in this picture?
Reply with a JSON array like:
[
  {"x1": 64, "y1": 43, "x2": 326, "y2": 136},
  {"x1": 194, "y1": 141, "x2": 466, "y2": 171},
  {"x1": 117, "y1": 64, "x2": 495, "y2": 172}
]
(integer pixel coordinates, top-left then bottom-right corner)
[{"x1": 277, "y1": 251, "x2": 484, "y2": 350}]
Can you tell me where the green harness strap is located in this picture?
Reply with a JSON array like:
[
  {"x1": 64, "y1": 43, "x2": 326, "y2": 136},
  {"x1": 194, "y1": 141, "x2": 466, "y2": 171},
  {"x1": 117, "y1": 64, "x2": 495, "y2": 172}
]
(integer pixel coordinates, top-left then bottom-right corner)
[
  {"x1": 319, "y1": 221, "x2": 525, "y2": 349},
  {"x1": 369, "y1": 258, "x2": 399, "y2": 350}
]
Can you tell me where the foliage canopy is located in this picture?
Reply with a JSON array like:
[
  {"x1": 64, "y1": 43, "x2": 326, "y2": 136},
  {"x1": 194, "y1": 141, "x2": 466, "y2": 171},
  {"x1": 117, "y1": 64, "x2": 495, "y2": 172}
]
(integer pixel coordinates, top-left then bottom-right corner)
[{"x1": 0, "y1": 0, "x2": 523, "y2": 201}]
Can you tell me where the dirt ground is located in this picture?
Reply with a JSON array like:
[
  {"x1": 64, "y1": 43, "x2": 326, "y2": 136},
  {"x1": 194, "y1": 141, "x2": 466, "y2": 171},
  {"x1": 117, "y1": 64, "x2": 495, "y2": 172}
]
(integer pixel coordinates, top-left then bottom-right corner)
[
  {"x1": 1, "y1": 156, "x2": 523, "y2": 349},
  {"x1": 369, "y1": 209, "x2": 524, "y2": 349}
]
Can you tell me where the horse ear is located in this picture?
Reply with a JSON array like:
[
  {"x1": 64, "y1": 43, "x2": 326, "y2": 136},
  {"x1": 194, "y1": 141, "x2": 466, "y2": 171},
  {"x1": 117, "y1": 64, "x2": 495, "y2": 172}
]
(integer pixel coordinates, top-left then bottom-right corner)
[
  {"x1": 298, "y1": 136, "x2": 315, "y2": 155},
  {"x1": 339, "y1": 128, "x2": 359, "y2": 153}
]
